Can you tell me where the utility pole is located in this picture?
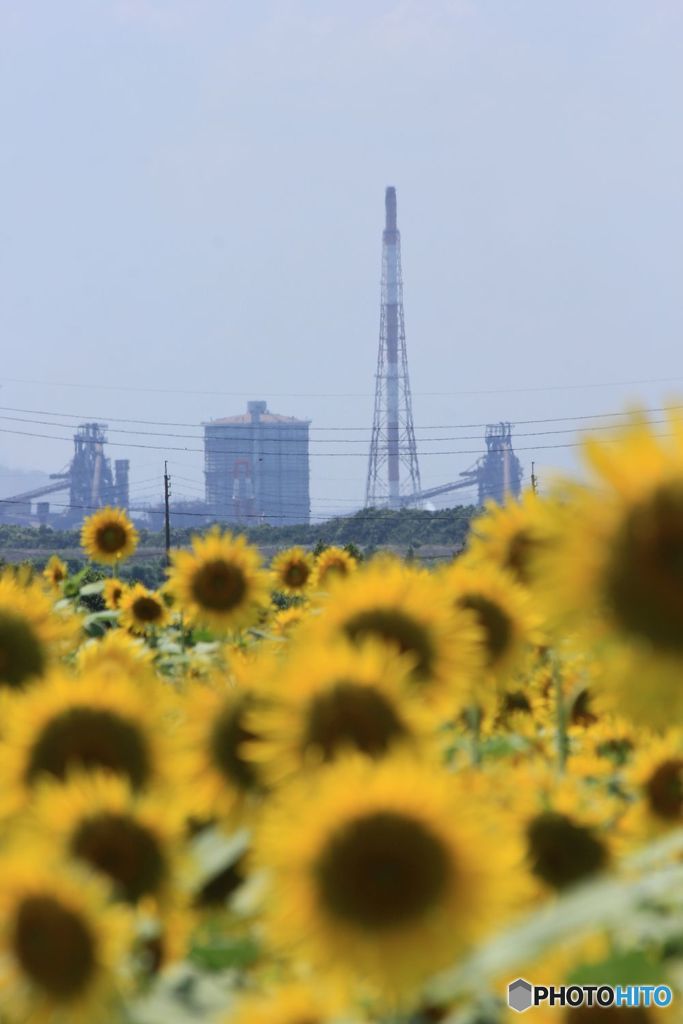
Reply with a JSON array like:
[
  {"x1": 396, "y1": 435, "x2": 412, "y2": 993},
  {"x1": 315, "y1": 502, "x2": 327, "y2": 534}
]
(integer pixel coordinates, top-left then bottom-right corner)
[
  {"x1": 530, "y1": 461, "x2": 538, "y2": 495},
  {"x1": 163, "y1": 461, "x2": 171, "y2": 566}
]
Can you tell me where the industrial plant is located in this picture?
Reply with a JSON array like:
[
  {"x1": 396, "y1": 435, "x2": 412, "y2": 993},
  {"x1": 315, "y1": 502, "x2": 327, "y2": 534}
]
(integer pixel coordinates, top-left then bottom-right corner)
[
  {"x1": 204, "y1": 401, "x2": 310, "y2": 526},
  {"x1": 0, "y1": 188, "x2": 523, "y2": 530}
]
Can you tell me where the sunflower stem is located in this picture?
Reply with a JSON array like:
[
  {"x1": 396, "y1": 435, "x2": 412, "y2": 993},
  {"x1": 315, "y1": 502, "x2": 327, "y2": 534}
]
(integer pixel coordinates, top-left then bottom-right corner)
[
  {"x1": 466, "y1": 704, "x2": 482, "y2": 767},
  {"x1": 553, "y1": 656, "x2": 568, "y2": 773}
]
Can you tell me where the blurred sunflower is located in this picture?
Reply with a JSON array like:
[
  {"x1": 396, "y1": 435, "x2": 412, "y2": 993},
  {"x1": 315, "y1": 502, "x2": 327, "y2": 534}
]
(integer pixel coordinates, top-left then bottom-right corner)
[
  {"x1": 255, "y1": 754, "x2": 521, "y2": 993},
  {"x1": 119, "y1": 584, "x2": 169, "y2": 635},
  {"x1": 244, "y1": 640, "x2": 424, "y2": 783},
  {"x1": 0, "y1": 572, "x2": 79, "y2": 690},
  {"x1": 306, "y1": 558, "x2": 482, "y2": 714},
  {"x1": 311, "y1": 546, "x2": 357, "y2": 589},
  {"x1": 466, "y1": 489, "x2": 552, "y2": 586},
  {"x1": 226, "y1": 983, "x2": 340, "y2": 1024},
  {"x1": 81, "y1": 507, "x2": 138, "y2": 566},
  {"x1": 167, "y1": 528, "x2": 268, "y2": 632},
  {"x1": 271, "y1": 604, "x2": 307, "y2": 638},
  {"x1": 440, "y1": 561, "x2": 542, "y2": 699},
  {"x1": 271, "y1": 546, "x2": 314, "y2": 595},
  {"x1": 539, "y1": 411, "x2": 683, "y2": 725},
  {"x1": 0, "y1": 854, "x2": 131, "y2": 1022},
  {"x1": 624, "y1": 730, "x2": 683, "y2": 835},
  {"x1": 102, "y1": 578, "x2": 126, "y2": 610},
  {"x1": 43, "y1": 554, "x2": 68, "y2": 589},
  {"x1": 180, "y1": 682, "x2": 270, "y2": 820},
  {"x1": 29, "y1": 773, "x2": 183, "y2": 908},
  {"x1": 505, "y1": 763, "x2": 620, "y2": 896},
  {"x1": 0, "y1": 670, "x2": 173, "y2": 814},
  {"x1": 76, "y1": 631, "x2": 155, "y2": 684}
]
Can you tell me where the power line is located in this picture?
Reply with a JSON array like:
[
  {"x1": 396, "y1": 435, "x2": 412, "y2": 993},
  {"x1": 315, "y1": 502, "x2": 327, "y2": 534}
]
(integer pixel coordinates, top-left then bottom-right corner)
[
  {"x1": 0, "y1": 410, "x2": 677, "y2": 449},
  {"x1": 3, "y1": 373, "x2": 683, "y2": 398},
  {"x1": 0, "y1": 422, "x2": 676, "y2": 459},
  {"x1": 0, "y1": 402, "x2": 680, "y2": 432}
]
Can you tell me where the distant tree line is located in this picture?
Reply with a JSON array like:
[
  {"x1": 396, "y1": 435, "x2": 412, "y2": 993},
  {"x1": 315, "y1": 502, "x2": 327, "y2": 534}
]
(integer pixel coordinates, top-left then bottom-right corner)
[{"x1": 0, "y1": 505, "x2": 477, "y2": 566}]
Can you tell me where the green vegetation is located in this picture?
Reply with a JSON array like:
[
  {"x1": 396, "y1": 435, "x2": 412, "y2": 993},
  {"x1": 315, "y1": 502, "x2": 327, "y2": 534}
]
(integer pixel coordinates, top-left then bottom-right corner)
[{"x1": 0, "y1": 506, "x2": 476, "y2": 577}]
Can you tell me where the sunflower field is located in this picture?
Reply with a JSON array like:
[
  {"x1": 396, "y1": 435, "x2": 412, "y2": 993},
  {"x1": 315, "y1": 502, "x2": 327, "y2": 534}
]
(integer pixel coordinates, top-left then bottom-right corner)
[{"x1": 0, "y1": 410, "x2": 682, "y2": 1023}]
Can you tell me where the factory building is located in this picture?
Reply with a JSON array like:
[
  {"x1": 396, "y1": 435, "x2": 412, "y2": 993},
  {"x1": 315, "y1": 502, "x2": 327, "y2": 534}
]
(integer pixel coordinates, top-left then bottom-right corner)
[
  {"x1": 0, "y1": 423, "x2": 130, "y2": 527},
  {"x1": 204, "y1": 401, "x2": 310, "y2": 526}
]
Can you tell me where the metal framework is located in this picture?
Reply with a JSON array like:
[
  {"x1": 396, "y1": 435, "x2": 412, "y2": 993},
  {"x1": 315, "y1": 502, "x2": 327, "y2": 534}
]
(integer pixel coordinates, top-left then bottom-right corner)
[{"x1": 366, "y1": 187, "x2": 421, "y2": 508}]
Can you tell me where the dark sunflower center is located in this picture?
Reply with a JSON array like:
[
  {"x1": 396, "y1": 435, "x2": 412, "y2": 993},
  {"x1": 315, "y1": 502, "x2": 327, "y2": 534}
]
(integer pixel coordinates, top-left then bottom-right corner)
[
  {"x1": 645, "y1": 758, "x2": 683, "y2": 820},
  {"x1": 283, "y1": 561, "x2": 310, "y2": 588},
  {"x1": 458, "y1": 594, "x2": 512, "y2": 666},
  {"x1": 342, "y1": 609, "x2": 434, "y2": 680},
  {"x1": 209, "y1": 696, "x2": 261, "y2": 792},
  {"x1": 0, "y1": 610, "x2": 46, "y2": 689},
  {"x1": 604, "y1": 483, "x2": 683, "y2": 651},
  {"x1": 304, "y1": 682, "x2": 407, "y2": 762},
  {"x1": 315, "y1": 810, "x2": 452, "y2": 929},
  {"x1": 71, "y1": 812, "x2": 166, "y2": 903},
  {"x1": 95, "y1": 522, "x2": 128, "y2": 554},
  {"x1": 565, "y1": 1007, "x2": 652, "y2": 1022},
  {"x1": 26, "y1": 707, "x2": 151, "y2": 791},
  {"x1": 191, "y1": 559, "x2": 247, "y2": 611},
  {"x1": 13, "y1": 895, "x2": 96, "y2": 1000},
  {"x1": 505, "y1": 529, "x2": 537, "y2": 585},
  {"x1": 527, "y1": 811, "x2": 608, "y2": 890},
  {"x1": 132, "y1": 597, "x2": 163, "y2": 624}
]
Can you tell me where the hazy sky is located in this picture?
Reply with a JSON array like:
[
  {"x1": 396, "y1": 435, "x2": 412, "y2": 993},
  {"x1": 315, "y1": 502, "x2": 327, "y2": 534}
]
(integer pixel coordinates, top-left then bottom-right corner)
[{"x1": 1, "y1": 1, "x2": 682, "y2": 516}]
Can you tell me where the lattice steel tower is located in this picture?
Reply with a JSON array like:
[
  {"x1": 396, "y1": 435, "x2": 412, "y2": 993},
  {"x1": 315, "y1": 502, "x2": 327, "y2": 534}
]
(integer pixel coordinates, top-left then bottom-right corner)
[{"x1": 366, "y1": 187, "x2": 421, "y2": 508}]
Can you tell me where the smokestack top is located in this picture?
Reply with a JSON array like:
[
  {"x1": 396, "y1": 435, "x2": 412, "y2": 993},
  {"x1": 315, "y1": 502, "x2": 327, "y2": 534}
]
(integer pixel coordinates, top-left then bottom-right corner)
[{"x1": 385, "y1": 186, "x2": 397, "y2": 232}]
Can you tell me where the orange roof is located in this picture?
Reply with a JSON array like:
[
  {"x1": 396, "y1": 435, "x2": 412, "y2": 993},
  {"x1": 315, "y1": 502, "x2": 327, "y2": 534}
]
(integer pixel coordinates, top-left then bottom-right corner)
[{"x1": 205, "y1": 413, "x2": 310, "y2": 426}]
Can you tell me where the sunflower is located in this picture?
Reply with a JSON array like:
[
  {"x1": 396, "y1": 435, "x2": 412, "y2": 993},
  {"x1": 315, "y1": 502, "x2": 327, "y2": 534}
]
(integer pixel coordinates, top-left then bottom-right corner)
[
  {"x1": 225, "y1": 983, "x2": 340, "y2": 1024},
  {"x1": 76, "y1": 630, "x2": 155, "y2": 685},
  {"x1": 439, "y1": 561, "x2": 542, "y2": 699},
  {"x1": 0, "y1": 670, "x2": 173, "y2": 816},
  {"x1": 119, "y1": 584, "x2": 169, "y2": 635},
  {"x1": 623, "y1": 730, "x2": 683, "y2": 836},
  {"x1": 103, "y1": 578, "x2": 126, "y2": 611},
  {"x1": 167, "y1": 528, "x2": 268, "y2": 633},
  {"x1": 466, "y1": 489, "x2": 552, "y2": 587},
  {"x1": 271, "y1": 546, "x2": 315, "y2": 595},
  {"x1": 43, "y1": 554, "x2": 68, "y2": 588},
  {"x1": 303, "y1": 558, "x2": 483, "y2": 715},
  {"x1": 271, "y1": 605, "x2": 307, "y2": 638},
  {"x1": 179, "y1": 680, "x2": 270, "y2": 821},
  {"x1": 0, "y1": 572, "x2": 80, "y2": 690},
  {"x1": 311, "y1": 546, "x2": 357, "y2": 589},
  {"x1": 28, "y1": 773, "x2": 183, "y2": 908},
  {"x1": 0, "y1": 853, "x2": 131, "y2": 1022},
  {"x1": 244, "y1": 640, "x2": 425, "y2": 784},
  {"x1": 538, "y1": 410, "x2": 683, "y2": 725},
  {"x1": 254, "y1": 754, "x2": 521, "y2": 993},
  {"x1": 81, "y1": 507, "x2": 139, "y2": 565},
  {"x1": 497, "y1": 763, "x2": 621, "y2": 897}
]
